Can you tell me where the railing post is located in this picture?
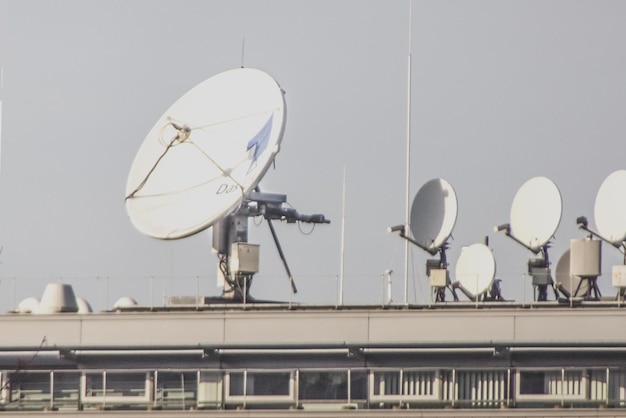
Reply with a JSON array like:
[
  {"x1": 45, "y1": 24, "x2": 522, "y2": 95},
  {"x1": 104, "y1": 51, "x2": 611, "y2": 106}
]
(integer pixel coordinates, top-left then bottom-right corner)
[
  {"x1": 507, "y1": 368, "x2": 511, "y2": 408},
  {"x1": 606, "y1": 367, "x2": 610, "y2": 407},
  {"x1": 181, "y1": 372, "x2": 185, "y2": 410},
  {"x1": 103, "y1": 371, "x2": 107, "y2": 410},
  {"x1": 347, "y1": 369, "x2": 352, "y2": 405},
  {"x1": 294, "y1": 370, "x2": 299, "y2": 408},
  {"x1": 243, "y1": 370, "x2": 247, "y2": 409},
  {"x1": 452, "y1": 368, "x2": 456, "y2": 407},
  {"x1": 49, "y1": 370, "x2": 54, "y2": 410},
  {"x1": 154, "y1": 370, "x2": 158, "y2": 409}
]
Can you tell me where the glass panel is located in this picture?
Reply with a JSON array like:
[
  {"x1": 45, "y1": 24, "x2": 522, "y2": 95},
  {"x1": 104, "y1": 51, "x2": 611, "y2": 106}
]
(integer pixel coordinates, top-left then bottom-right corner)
[
  {"x1": 247, "y1": 372, "x2": 290, "y2": 396},
  {"x1": 228, "y1": 372, "x2": 245, "y2": 396},
  {"x1": 84, "y1": 372, "x2": 105, "y2": 397},
  {"x1": 519, "y1": 371, "x2": 546, "y2": 395},
  {"x1": 52, "y1": 372, "x2": 81, "y2": 401},
  {"x1": 106, "y1": 372, "x2": 147, "y2": 396},
  {"x1": 299, "y1": 371, "x2": 347, "y2": 400},
  {"x1": 350, "y1": 370, "x2": 368, "y2": 400},
  {"x1": 155, "y1": 371, "x2": 197, "y2": 408},
  {"x1": 10, "y1": 372, "x2": 50, "y2": 402}
]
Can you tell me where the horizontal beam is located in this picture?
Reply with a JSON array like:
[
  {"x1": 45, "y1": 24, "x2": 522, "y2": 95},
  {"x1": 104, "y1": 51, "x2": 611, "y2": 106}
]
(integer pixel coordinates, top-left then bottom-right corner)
[{"x1": 3, "y1": 340, "x2": 626, "y2": 354}]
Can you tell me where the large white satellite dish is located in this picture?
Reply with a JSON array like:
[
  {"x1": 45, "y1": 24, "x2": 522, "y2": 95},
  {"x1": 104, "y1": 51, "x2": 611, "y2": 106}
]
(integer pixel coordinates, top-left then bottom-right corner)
[
  {"x1": 126, "y1": 68, "x2": 286, "y2": 239},
  {"x1": 510, "y1": 176, "x2": 562, "y2": 252},
  {"x1": 455, "y1": 243, "x2": 496, "y2": 297},
  {"x1": 409, "y1": 178, "x2": 458, "y2": 252},
  {"x1": 594, "y1": 170, "x2": 626, "y2": 245}
]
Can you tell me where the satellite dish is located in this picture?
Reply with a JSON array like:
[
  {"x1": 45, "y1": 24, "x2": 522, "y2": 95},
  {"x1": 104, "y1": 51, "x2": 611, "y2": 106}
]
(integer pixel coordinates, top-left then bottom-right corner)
[
  {"x1": 555, "y1": 249, "x2": 588, "y2": 297},
  {"x1": 510, "y1": 176, "x2": 562, "y2": 251},
  {"x1": 126, "y1": 68, "x2": 286, "y2": 239},
  {"x1": 76, "y1": 297, "x2": 93, "y2": 314},
  {"x1": 594, "y1": 170, "x2": 626, "y2": 245},
  {"x1": 17, "y1": 297, "x2": 40, "y2": 314},
  {"x1": 409, "y1": 178, "x2": 458, "y2": 252},
  {"x1": 455, "y1": 243, "x2": 496, "y2": 297},
  {"x1": 114, "y1": 296, "x2": 138, "y2": 309}
]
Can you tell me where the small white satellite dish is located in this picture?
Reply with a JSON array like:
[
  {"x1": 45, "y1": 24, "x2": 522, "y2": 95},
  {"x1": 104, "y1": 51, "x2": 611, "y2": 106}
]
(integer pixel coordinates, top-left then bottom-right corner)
[
  {"x1": 113, "y1": 296, "x2": 138, "y2": 309},
  {"x1": 455, "y1": 243, "x2": 496, "y2": 297},
  {"x1": 594, "y1": 170, "x2": 626, "y2": 245},
  {"x1": 16, "y1": 297, "x2": 40, "y2": 314},
  {"x1": 555, "y1": 249, "x2": 588, "y2": 297},
  {"x1": 409, "y1": 178, "x2": 458, "y2": 252},
  {"x1": 126, "y1": 68, "x2": 286, "y2": 239},
  {"x1": 510, "y1": 176, "x2": 562, "y2": 251},
  {"x1": 76, "y1": 297, "x2": 93, "y2": 313}
]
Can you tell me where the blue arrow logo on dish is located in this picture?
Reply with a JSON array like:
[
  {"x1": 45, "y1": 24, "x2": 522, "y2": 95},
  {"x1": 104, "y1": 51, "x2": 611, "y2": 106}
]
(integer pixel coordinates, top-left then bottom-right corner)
[{"x1": 246, "y1": 115, "x2": 273, "y2": 173}]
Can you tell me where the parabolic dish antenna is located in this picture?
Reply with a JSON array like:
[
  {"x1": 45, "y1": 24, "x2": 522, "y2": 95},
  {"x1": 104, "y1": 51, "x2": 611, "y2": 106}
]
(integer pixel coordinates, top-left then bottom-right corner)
[
  {"x1": 409, "y1": 178, "x2": 458, "y2": 252},
  {"x1": 555, "y1": 249, "x2": 587, "y2": 297},
  {"x1": 594, "y1": 170, "x2": 626, "y2": 245},
  {"x1": 455, "y1": 243, "x2": 496, "y2": 296},
  {"x1": 510, "y1": 177, "x2": 562, "y2": 252},
  {"x1": 125, "y1": 68, "x2": 286, "y2": 239}
]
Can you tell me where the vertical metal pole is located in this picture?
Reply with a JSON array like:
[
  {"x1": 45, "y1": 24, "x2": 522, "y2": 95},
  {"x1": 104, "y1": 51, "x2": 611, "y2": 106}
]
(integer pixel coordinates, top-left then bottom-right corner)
[
  {"x1": 162, "y1": 275, "x2": 166, "y2": 306},
  {"x1": 507, "y1": 368, "x2": 511, "y2": 407},
  {"x1": 241, "y1": 38, "x2": 246, "y2": 68},
  {"x1": 403, "y1": 0, "x2": 413, "y2": 305},
  {"x1": 50, "y1": 371, "x2": 54, "y2": 410},
  {"x1": 0, "y1": 67, "x2": 3, "y2": 176},
  {"x1": 606, "y1": 367, "x2": 610, "y2": 407},
  {"x1": 181, "y1": 373, "x2": 185, "y2": 410},
  {"x1": 154, "y1": 370, "x2": 159, "y2": 409},
  {"x1": 294, "y1": 370, "x2": 299, "y2": 408},
  {"x1": 399, "y1": 369, "x2": 404, "y2": 407},
  {"x1": 347, "y1": 369, "x2": 352, "y2": 404},
  {"x1": 243, "y1": 370, "x2": 247, "y2": 409},
  {"x1": 570, "y1": 273, "x2": 574, "y2": 308},
  {"x1": 196, "y1": 370, "x2": 201, "y2": 409},
  {"x1": 561, "y1": 368, "x2": 565, "y2": 407},
  {"x1": 339, "y1": 166, "x2": 347, "y2": 306},
  {"x1": 452, "y1": 368, "x2": 456, "y2": 407}
]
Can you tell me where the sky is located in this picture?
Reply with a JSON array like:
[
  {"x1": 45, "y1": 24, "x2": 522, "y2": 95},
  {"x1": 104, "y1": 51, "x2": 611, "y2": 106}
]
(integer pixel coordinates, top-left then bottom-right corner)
[{"x1": 0, "y1": 0, "x2": 625, "y2": 311}]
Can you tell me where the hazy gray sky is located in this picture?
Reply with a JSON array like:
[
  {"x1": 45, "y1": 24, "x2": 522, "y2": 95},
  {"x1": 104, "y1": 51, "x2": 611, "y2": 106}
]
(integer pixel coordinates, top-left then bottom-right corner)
[{"x1": 0, "y1": 0, "x2": 625, "y2": 310}]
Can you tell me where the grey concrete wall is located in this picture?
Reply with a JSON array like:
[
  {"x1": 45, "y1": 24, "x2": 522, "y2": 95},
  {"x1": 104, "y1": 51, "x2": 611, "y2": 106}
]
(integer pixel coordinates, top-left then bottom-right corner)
[{"x1": 1, "y1": 306, "x2": 626, "y2": 350}]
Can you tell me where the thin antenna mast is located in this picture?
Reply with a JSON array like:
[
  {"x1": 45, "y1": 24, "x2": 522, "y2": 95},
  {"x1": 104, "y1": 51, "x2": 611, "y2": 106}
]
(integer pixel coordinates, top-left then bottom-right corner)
[
  {"x1": 0, "y1": 67, "x2": 4, "y2": 176},
  {"x1": 403, "y1": 0, "x2": 413, "y2": 305},
  {"x1": 241, "y1": 37, "x2": 246, "y2": 68},
  {"x1": 339, "y1": 165, "x2": 347, "y2": 305}
]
